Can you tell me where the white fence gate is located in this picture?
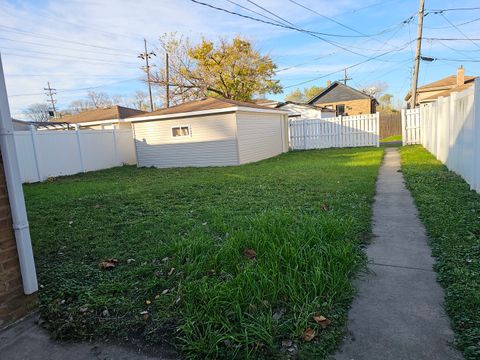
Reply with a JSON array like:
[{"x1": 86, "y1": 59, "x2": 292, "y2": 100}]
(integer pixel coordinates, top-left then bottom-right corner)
[
  {"x1": 15, "y1": 128, "x2": 136, "y2": 183},
  {"x1": 289, "y1": 113, "x2": 379, "y2": 150},
  {"x1": 401, "y1": 108, "x2": 421, "y2": 145}
]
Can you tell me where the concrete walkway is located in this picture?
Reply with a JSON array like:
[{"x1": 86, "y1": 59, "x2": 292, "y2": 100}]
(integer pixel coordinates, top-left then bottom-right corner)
[
  {"x1": 0, "y1": 314, "x2": 177, "y2": 360},
  {"x1": 335, "y1": 148, "x2": 462, "y2": 360}
]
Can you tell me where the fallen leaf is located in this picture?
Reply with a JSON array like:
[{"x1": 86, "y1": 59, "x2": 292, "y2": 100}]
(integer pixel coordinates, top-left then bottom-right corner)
[
  {"x1": 168, "y1": 267, "x2": 175, "y2": 276},
  {"x1": 302, "y1": 327, "x2": 315, "y2": 342},
  {"x1": 161, "y1": 289, "x2": 169, "y2": 295},
  {"x1": 102, "y1": 309, "x2": 110, "y2": 317},
  {"x1": 99, "y1": 259, "x2": 118, "y2": 270},
  {"x1": 155, "y1": 294, "x2": 160, "y2": 300},
  {"x1": 146, "y1": 300, "x2": 151, "y2": 305},
  {"x1": 127, "y1": 258, "x2": 135, "y2": 264},
  {"x1": 313, "y1": 314, "x2": 332, "y2": 329},
  {"x1": 243, "y1": 248, "x2": 257, "y2": 259},
  {"x1": 321, "y1": 203, "x2": 330, "y2": 211},
  {"x1": 93, "y1": 204, "x2": 101, "y2": 209},
  {"x1": 143, "y1": 313, "x2": 150, "y2": 321}
]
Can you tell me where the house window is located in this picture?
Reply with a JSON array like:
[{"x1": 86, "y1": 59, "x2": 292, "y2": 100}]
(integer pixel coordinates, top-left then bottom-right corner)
[
  {"x1": 172, "y1": 125, "x2": 191, "y2": 137},
  {"x1": 336, "y1": 104, "x2": 345, "y2": 116}
]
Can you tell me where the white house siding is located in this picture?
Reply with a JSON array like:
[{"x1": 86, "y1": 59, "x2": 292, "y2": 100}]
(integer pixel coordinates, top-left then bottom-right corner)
[
  {"x1": 133, "y1": 113, "x2": 239, "y2": 168},
  {"x1": 279, "y1": 103, "x2": 335, "y2": 119},
  {"x1": 236, "y1": 112, "x2": 288, "y2": 164}
]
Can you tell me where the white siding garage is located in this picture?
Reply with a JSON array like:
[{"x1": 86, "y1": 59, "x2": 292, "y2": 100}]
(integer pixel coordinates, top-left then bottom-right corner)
[{"x1": 130, "y1": 98, "x2": 288, "y2": 168}]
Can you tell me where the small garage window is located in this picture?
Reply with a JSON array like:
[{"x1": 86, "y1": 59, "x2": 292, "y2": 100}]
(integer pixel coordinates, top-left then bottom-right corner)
[{"x1": 172, "y1": 125, "x2": 191, "y2": 137}]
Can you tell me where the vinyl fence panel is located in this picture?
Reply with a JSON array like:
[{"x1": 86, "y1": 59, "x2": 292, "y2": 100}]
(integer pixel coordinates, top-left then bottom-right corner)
[
  {"x1": 289, "y1": 113, "x2": 379, "y2": 150},
  {"x1": 404, "y1": 78, "x2": 480, "y2": 193},
  {"x1": 14, "y1": 128, "x2": 136, "y2": 183}
]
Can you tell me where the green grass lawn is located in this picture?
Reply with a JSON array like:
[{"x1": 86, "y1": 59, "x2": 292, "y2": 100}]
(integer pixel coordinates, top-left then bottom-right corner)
[
  {"x1": 24, "y1": 148, "x2": 383, "y2": 359},
  {"x1": 380, "y1": 135, "x2": 402, "y2": 143},
  {"x1": 400, "y1": 146, "x2": 480, "y2": 360}
]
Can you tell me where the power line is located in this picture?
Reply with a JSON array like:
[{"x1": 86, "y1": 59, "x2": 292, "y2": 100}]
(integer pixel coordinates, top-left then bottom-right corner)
[
  {"x1": 190, "y1": 0, "x2": 407, "y2": 61},
  {"x1": 424, "y1": 16, "x2": 480, "y2": 29},
  {"x1": 283, "y1": 40, "x2": 414, "y2": 89},
  {"x1": 426, "y1": 7, "x2": 480, "y2": 13},
  {"x1": 424, "y1": 37, "x2": 480, "y2": 41},
  {"x1": 287, "y1": 0, "x2": 366, "y2": 36},
  {"x1": 0, "y1": 25, "x2": 136, "y2": 56},
  {"x1": 439, "y1": 13, "x2": 480, "y2": 50}
]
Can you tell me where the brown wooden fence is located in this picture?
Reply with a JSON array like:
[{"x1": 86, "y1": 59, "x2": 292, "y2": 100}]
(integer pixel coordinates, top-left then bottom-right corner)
[{"x1": 379, "y1": 112, "x2": 402, "y2": 139}]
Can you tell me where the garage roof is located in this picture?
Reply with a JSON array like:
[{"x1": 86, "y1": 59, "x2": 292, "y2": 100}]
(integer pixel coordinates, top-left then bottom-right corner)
[{"x1": 131, "y1": 97, "x2": 287, "y2": 122}]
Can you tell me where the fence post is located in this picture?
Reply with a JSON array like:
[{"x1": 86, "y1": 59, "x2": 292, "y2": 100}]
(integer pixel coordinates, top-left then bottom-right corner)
[
  {"x1": 112, "y1": 127, "x2": 120, "y2": 165},
  {"x1": 29, "y1": 126, "x2": 42, "y2": 182},
  {"x1": 401, "y1": 109, "x2": 406, "y2": 146},
  {"x1": 376, "y1": 112, "x2": 380, "y2": 147},
  {"x1": 339, "y1": 115, "x2": 343, "y2": 147},
  {"x1": 303, "y1": 120, "x2": 307, "y2": 150},
  {"x1": 75, "y1": 125, "x2": 85, "y2": 173}
]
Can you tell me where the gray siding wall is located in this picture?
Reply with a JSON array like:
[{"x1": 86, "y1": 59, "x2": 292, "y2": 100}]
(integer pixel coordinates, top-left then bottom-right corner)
[
  {"x1": 133, "y1": 113, "x2": 239, "y2": 168},
  {"x1": 236, "y1": 112, "x2": 287, "y2": 164}
]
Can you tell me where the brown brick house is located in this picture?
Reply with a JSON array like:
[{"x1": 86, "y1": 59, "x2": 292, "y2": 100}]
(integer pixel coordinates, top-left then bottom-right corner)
[
  {"x1": 0, "y1": 57, "x2": 38, "y2": 328},
  {"x1": 307, "y1": 81, "x2": 378, "y2": 116},
  {"x1": 404, "y1": 66, "x2": 477, "y2": 106}
]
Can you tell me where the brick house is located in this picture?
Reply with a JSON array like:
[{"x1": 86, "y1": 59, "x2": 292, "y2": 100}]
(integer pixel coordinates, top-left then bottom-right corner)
[
  {"x1": 307, "y1": 81, "x2": 378, "y2": 116},
  {"x1": 404, "y1": 65, "x2": 477, "y2": 106},
  {"x1": 0, "y1": 56, "x2": 38, "y2": 328}
]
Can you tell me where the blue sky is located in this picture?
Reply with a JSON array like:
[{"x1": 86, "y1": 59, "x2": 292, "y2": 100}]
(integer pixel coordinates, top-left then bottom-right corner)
[{"x1": 1, "y1": 0, "x2": 480, "y2": 117}]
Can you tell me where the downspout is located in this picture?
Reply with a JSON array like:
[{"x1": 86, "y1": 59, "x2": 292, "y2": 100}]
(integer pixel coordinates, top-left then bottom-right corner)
[{"x1": 0, "y1": 54, "x2": 38, "y2": 294}]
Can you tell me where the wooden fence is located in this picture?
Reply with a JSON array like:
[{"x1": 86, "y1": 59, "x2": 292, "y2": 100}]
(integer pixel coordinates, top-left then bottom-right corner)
[
  {"x1": 289, "y1": 113, "x2": 379, "y2": 150},
  {"x1": 379, "y1": 112, "x2": 401, "y2": 139},
  {"x1": 14, "y1": 128, "x2": 136, "y2": 183}
]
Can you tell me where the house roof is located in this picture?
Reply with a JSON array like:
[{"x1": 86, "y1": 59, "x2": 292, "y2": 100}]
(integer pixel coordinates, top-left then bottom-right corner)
[
  {"x1": 131, "y1": 97, "x2": 282, "y2": 119},
  {"x1": 404, "y1": 75, "x2": 477, "y2": 101},
  {"x1": 61, "y1": 105, "x2": 146, "y2": 123},
  {"x1": 252, "y1": 98, "x2": 280, "y2": 107},
  {"x1": 422, "y1": 82, "x2": 475, "y2": 102},
  {"x1": 275, "y1": 101, "x2": 335, "y2": 111},
  {"x1": 306, "y1": 81, "x2": 378, "y2": 105}
]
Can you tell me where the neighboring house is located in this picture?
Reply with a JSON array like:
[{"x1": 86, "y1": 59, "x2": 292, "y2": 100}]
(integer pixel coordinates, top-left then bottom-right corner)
[
  {"x1": 307, "y1": 81, "x2": 378, "y2": 116},
  {"x1": 252, "y1": 98, "x2": 281, "y2": 108},
  {"x1": 405, "y1": 66, "x2": 477, "y2": 106},
  {"x1": 130, "y1": 97, "x2": 289, "y2": 168},
  {"x1": 61, "y1": 105, "x2": 146, "y2": 129},
  {"x1": 274, "y1": 101, "x2": 335, "y2": 119},
  {"x1": 12, "y1": 119, "x2": 73, "y2": 131}
]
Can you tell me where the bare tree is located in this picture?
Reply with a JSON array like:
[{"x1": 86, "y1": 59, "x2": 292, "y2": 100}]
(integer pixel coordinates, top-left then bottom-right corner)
[
  {"x1": 24, "y1": 103, "x2": 50, "y2": 122},
  {"x1": 69, "y1": 99, "x2": 93, "y2": 114},
  {"x1": 129, "y1": 90, "x2": 150, "y2": 110},
  {"x1": 87, "y1": 91, "x2": 112, "y2": 108},
  {"x1": 361, "y1": 81, "x2": 388, "y2": 98}
]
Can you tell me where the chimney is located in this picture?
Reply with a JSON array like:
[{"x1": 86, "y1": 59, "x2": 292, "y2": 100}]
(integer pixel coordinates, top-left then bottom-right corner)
[
  {"x1": 326, "y1": 80, "x2": 331, "y2": 87},
  {"x1": 457, "y1": 65, "x2": 465, "y2": 86}
]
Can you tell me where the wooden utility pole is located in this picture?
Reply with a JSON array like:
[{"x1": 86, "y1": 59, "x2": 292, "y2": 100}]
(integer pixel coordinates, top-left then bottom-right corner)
[
  {"x1": 410, "y1": 0, "x2": 425, "y2": 108},
  {"x1": 138, "y1": 39, "x2": 156, "y2": 112},
  {"x1": 165, "y1": 53, "x2": 170, "y2": 108},
  {"x1": 44, "y1": 82, "x2": 57, "y2": 119},
  {"x1": 343, "y1": 68, "x2": 352, "y2": 85}
]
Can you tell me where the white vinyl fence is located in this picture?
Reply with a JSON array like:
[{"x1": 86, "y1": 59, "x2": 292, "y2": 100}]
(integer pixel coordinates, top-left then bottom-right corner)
[
  {"x1": 289, "y1": 113, "x2": 380, "y2": 150},
  {"x1": 15, "y1": 128, "x2": 136, "y2": 183},
  {"x1": 401, "y1": 108, "x2": 420, "y2": 145},
  {"x1": 402, "y1": 78, "x2": 480, "y2": 192}
]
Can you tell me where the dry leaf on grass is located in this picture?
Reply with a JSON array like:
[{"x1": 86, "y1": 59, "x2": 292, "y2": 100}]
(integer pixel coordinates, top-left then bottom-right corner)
[
  {"x1": 302, "y1": 327, "x2": 316, "y2": 342},
  {"x1": 321, "y1": 203, "x2": 330, "y2": 211},
  {"x1": 99, "y1": 259, "x2": 118, "y2": 270},
  {"x1": 243, "y1": 248, "x2": 257, "y2": 259},
  {"x1": 313, "y1": 314, "x2": 332, "y2": 328},
  {"x1": 168, "y1": 267, "x2": 175, "y2": 276}
]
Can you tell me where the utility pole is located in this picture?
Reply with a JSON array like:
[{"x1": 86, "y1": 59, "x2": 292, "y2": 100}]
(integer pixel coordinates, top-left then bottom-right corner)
[
  {"x1": 343, "y1": 68, "x2": 352, "y2": 85},
  {"x1": 165, "y1": 52, "x2": 170, "y2": 108},
  {"x1": 44, "y1": 82, "x2": 57, "y2": 119},
  {"x1": 410, "y1": 0, "x2": 425, "y2": 108},
  {"x1": 138, "y1": 39, "x2": 156, "y2": 112}
]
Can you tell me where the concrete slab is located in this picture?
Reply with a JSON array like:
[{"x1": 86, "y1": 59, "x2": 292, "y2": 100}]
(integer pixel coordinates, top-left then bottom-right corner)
[
  {"x1": 334, "y1": 148, "x2": 463, "y2": 360},
  {"x1": 0, "y1": 314, "x2": 178, "y2": 360}
]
